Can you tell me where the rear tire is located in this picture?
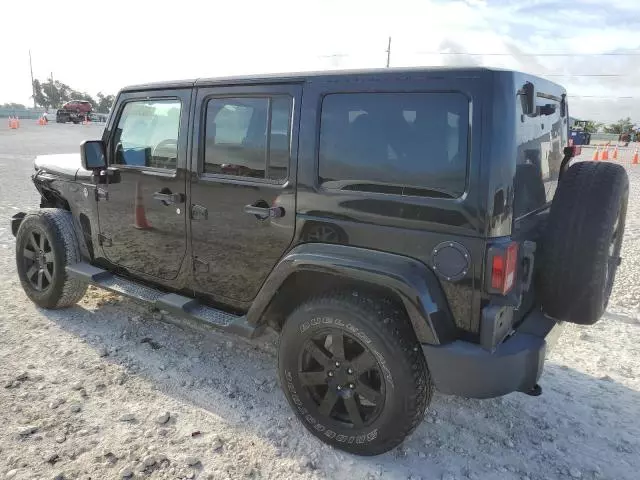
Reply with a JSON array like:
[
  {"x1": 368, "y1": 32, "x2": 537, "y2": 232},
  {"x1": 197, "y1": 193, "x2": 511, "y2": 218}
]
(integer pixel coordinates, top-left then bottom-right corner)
[
  {"x1": 15, "y1": 209, "x2": 88, "y2": 309},
  {"x1": 278, "y1": 291, "x2": 431, "y2": 455},
  {"x1": 538, "y1": 161, "x2": 628, "y2": 324}
]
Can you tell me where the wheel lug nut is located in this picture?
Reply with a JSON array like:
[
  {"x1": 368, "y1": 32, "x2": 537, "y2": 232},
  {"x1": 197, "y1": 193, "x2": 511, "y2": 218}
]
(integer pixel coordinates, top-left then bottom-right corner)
[
  {"x1": 335, "y1": 361, "x2": 341, "y2": 367},
  {"x1": 327, "y1": 371, "x2": 334, "y2": 377},
  {"x1": 337, "y1": 385, "x2": 342, "y2": 391},
  {"x1": 349, "y1": 383, "x2": 355, "y2": 389},
  {"x1": 347, "y1": 368, "x2": 353, "y2": 374}
]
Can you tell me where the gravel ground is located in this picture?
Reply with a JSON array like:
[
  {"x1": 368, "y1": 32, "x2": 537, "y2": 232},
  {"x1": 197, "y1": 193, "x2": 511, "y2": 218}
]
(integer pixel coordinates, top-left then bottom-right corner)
[{"x1": 0, "y1": 122, "x2": 639, "y2": 480}]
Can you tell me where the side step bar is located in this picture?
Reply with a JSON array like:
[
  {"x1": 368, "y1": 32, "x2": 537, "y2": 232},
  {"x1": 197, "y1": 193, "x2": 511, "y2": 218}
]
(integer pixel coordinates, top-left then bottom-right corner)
[{"x1": 66, "y1": 263, "x2": 261, "y2": 339}]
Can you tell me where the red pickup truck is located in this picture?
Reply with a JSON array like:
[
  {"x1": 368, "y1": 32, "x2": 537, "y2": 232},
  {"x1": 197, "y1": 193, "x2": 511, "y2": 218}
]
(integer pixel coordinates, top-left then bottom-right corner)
[{"x1": 56, "y1": 100, "x2": 92, "y2": 124}]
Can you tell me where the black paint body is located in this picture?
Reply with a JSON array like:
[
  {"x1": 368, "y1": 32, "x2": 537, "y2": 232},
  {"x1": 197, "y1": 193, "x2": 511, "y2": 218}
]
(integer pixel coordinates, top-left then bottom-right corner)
[{"x1": 27, "y1": 67, "x2": 569, "y2": 349}]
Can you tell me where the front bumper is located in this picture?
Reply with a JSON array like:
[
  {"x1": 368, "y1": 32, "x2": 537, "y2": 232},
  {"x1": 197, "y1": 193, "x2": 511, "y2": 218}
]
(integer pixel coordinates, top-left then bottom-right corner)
[
  {"x1": 11, "y1": 212, "x2": 26, "y2": 237},
  {"x1": 422, "y1": 309, "x2": 563, "y2": 398}
]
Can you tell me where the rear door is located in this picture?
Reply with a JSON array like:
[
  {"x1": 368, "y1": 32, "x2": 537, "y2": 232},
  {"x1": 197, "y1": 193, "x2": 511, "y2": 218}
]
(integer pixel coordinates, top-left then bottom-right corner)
[
  {"x1": 98, "y1": 89, "x2": 191, "y2": 280},
  {"x1": 511, "y1": 76, "x2": 568, "y2": 320},
  {"x1": 189, "y1": 83, "x2": 301, "y2": 308}
]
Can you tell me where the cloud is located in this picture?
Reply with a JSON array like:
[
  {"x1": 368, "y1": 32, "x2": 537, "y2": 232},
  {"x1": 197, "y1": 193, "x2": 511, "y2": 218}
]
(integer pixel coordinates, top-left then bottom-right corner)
[{"x1": 1, "y1": 0, "x2": 638, "y2": 123}]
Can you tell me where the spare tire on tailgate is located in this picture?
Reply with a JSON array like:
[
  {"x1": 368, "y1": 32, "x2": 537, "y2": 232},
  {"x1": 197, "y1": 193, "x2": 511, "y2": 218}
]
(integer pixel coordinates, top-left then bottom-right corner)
[{"x1": 538, "y1": 161, "x2": 628, "y2": 325}]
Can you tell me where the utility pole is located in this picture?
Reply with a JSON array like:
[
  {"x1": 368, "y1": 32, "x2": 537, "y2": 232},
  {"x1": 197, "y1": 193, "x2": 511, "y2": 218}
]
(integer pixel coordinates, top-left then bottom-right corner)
[
  {"x1": 29, "y1": 50, "x2": 36, "y2": 108},
  {"x1": 386, "y1": 36, "x2": 392, "y2": 68},
  {"x1": 50, "y1": 72, "x2": 55, "y2": 109}
]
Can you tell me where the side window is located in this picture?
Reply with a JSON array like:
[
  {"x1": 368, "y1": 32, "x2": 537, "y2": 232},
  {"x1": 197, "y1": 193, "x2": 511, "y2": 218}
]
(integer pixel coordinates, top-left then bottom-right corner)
[
  {"x1": 318, "y1": 92, "x2": 469, "y2": 198},
  {"x1": 112, "y1": 99, "x2": 181, "y2": 170},
  {"x1": 203, "y1": 96, "x2": 292, "y2": 182}
]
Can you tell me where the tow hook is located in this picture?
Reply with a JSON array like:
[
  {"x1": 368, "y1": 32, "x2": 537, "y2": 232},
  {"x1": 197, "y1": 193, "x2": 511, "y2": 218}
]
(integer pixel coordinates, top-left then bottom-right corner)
[{"x1": 525, "y1": 384, "x2": 542, "y2": 396}]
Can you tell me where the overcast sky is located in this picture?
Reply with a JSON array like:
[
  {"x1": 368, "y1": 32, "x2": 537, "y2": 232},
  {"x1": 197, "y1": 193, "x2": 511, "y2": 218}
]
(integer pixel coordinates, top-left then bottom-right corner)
[{"x1": 1, "y1": 0, "x2": 638, "y2": 123}]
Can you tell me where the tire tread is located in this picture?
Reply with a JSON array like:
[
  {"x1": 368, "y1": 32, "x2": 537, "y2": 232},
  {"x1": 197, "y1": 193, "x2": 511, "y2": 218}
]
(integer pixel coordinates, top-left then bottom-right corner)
[
  {"x1": 539, "y1": 161, "x2": 628, "y2": 323},
  {"x1": 281, "y1": 290, "x2": 432, "y2": 455}
]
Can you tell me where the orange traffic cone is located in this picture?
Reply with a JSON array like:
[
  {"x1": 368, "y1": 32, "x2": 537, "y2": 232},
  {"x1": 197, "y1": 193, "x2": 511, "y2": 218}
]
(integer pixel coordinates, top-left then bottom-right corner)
[
  {"x1": 9, "y1": 117, "x2": 17, "y2": 129},
  {"x1": 133, "y1": 181, "x2": 152, "y2": 230},
  {"x1": 602, "y1": 146, "x2": 609, "y2": 161},
  {"x1": 612, "y1": 146, "x2": 618, "y2": 160},
  {"x1": 16, "y1": 117, "x2": 20, "y2": 128},
  {"x1": 592, "y1": 146, "x2": 600, "y2": 161},
  {"x1": 633, "y1": 148, "x2": 639, "y2": 165}
]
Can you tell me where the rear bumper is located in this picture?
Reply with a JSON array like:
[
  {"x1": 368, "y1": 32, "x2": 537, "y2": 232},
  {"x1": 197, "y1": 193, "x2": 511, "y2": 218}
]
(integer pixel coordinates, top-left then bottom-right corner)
[{"x1": 422, "y1": 309, "x2": 563, "y2": 398}]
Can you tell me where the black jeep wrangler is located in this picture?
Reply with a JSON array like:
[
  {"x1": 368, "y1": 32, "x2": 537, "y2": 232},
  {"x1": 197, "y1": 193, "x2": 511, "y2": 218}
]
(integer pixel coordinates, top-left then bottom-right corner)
[{"x1": 11, "y1": 68, "x2": 628, "y2": 456}]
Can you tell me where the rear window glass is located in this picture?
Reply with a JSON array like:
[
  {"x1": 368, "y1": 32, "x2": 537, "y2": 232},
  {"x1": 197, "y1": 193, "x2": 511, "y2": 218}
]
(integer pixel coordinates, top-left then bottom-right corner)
[
  {"x1": 318, "y1": 92, "x2": 469, "y2": 198},
  {"x1": 513, "y1": 89, "x2": 565, "y2": 219}
]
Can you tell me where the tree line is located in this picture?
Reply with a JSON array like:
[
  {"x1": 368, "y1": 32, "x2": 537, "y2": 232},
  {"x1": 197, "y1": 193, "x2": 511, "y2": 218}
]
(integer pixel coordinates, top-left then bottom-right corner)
[
  {"x1": 9, "y1": 78, "x2": 116, "y2": 114},
  {"x1": 576, "y1": 118, "x2": 637, "y2": 135}
]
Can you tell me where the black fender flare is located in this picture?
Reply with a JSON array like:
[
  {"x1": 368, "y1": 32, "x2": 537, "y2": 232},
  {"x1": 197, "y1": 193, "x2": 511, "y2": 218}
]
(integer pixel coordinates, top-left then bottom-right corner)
[{"x1": 247, "y1": 243, "x2": 457, "y2": 345}]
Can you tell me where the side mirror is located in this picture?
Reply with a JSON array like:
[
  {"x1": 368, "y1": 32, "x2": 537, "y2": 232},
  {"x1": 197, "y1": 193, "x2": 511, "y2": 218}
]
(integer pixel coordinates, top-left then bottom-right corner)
[{"x1": 80, "y1": 140, "x2": 106, "y2": 170}]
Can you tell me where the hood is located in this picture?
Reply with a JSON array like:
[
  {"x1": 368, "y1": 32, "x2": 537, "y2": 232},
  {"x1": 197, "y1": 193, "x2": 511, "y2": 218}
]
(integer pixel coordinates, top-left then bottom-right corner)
[{"x1": 34, "y1": 153, "x2": 88, "y2": 180}]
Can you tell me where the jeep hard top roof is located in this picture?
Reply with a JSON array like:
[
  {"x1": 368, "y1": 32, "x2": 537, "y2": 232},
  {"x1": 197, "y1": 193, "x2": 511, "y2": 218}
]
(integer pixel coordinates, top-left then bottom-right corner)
[{"x1": 120, "y1": 67, "x2": 562, "y2": 93}]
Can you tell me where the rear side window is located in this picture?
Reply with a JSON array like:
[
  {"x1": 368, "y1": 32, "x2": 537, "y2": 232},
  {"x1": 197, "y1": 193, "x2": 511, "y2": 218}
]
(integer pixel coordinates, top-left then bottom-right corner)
[
  {"x1": 318, "y1": 92, "x2": 469, "y2": 198},
  {"x1": 203, "y1": 96, "x2": 292, "y2": 182}
]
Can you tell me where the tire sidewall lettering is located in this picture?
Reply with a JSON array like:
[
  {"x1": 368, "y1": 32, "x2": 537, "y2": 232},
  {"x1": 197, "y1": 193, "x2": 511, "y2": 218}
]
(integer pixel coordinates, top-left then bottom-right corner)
[{"x1": 284, "y1": 369, "x2": 379, "y2": 444}]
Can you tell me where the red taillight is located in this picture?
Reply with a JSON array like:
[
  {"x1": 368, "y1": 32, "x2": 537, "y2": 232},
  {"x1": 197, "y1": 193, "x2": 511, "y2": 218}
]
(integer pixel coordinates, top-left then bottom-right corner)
[
  {"x1": 491, "y1": 243, "x2": 518, "y2": 295},
  {"x1": 491, "y1": 255, "x2": 505, "y2": 290}
]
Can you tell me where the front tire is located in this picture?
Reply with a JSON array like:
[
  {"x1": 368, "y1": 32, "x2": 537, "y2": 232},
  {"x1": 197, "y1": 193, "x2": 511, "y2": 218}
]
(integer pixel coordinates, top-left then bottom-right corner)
[
  {"x1": 278, "y1": 291, "x2": 432, "y2": 455},
  {"x1": 15, "y1": 209, "x2": 87, "y2": 308}
]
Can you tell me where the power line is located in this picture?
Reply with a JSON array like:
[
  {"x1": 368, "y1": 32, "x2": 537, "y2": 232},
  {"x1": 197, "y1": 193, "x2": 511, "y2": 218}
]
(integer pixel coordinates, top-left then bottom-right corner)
[
  {"x1": 538, "y1": 74, "x2": 628, "y2": 77},
  {"x1": 571, "y1": 95, "x2": 638, "y2": 99},
  {"x1": 415, "y1": 51, "x2": 640, "y2": 57}
]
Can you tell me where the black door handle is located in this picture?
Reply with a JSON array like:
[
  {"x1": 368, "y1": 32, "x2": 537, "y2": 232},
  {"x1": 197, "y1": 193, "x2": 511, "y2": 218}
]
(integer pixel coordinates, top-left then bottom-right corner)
[
  {"x1": 153, "y1": 191, "x2": 185, "y2": 205},
  {"x1": 243, "y1": 204, "x2": 285, "y2": 220}
]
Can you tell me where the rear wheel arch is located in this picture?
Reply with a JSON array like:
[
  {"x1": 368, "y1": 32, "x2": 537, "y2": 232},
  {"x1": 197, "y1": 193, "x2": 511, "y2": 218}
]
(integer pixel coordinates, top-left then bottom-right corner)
[
  {"x1": 248, "y1": 244, "x2": 457, "y2": 345},
  {"x1": 259, "y1": 270, "x2": 406, "y2": 330}
]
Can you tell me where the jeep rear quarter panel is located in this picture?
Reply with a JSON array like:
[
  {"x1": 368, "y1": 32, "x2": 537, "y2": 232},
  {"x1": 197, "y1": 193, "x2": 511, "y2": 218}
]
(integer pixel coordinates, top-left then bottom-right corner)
[{"x1": 294, "y1": 69, "x2": 493, "y2": 336}]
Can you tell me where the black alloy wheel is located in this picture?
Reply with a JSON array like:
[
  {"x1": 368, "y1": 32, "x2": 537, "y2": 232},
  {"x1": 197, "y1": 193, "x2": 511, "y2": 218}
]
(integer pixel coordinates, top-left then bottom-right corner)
[
  {"x1": 21, "y1": 229, "x2": 55, "y2": 292},
  {"x1": 298, "y1": 328, "x2": 385, "y2": 429}
]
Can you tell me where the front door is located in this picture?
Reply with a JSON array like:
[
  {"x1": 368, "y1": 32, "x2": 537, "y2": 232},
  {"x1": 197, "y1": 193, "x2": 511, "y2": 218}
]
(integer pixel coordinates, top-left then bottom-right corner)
[
  {"x1": 190, "y1": 84, "x2": 301, "y2": 308},
  {"x1": 98, "y1": 90, "x2": 191, "y2": 280}
]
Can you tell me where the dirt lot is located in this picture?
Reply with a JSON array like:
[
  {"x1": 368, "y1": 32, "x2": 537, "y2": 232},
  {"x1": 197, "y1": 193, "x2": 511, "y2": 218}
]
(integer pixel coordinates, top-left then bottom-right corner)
[{"x1": 0, "y1": 122, "x2": 639, "y2": 480}]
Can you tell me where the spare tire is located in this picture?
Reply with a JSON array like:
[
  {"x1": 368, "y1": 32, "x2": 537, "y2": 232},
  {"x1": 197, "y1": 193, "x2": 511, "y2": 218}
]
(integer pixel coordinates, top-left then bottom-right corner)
[{"x1": 538, "y1": 161, "x2": 628, "y2": 325}]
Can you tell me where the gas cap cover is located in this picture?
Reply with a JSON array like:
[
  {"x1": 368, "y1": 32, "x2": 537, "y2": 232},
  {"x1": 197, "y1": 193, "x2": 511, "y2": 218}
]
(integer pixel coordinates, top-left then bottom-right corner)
[{"x1": 431, "y1": 241, "x2": 470, "y2": 282}]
